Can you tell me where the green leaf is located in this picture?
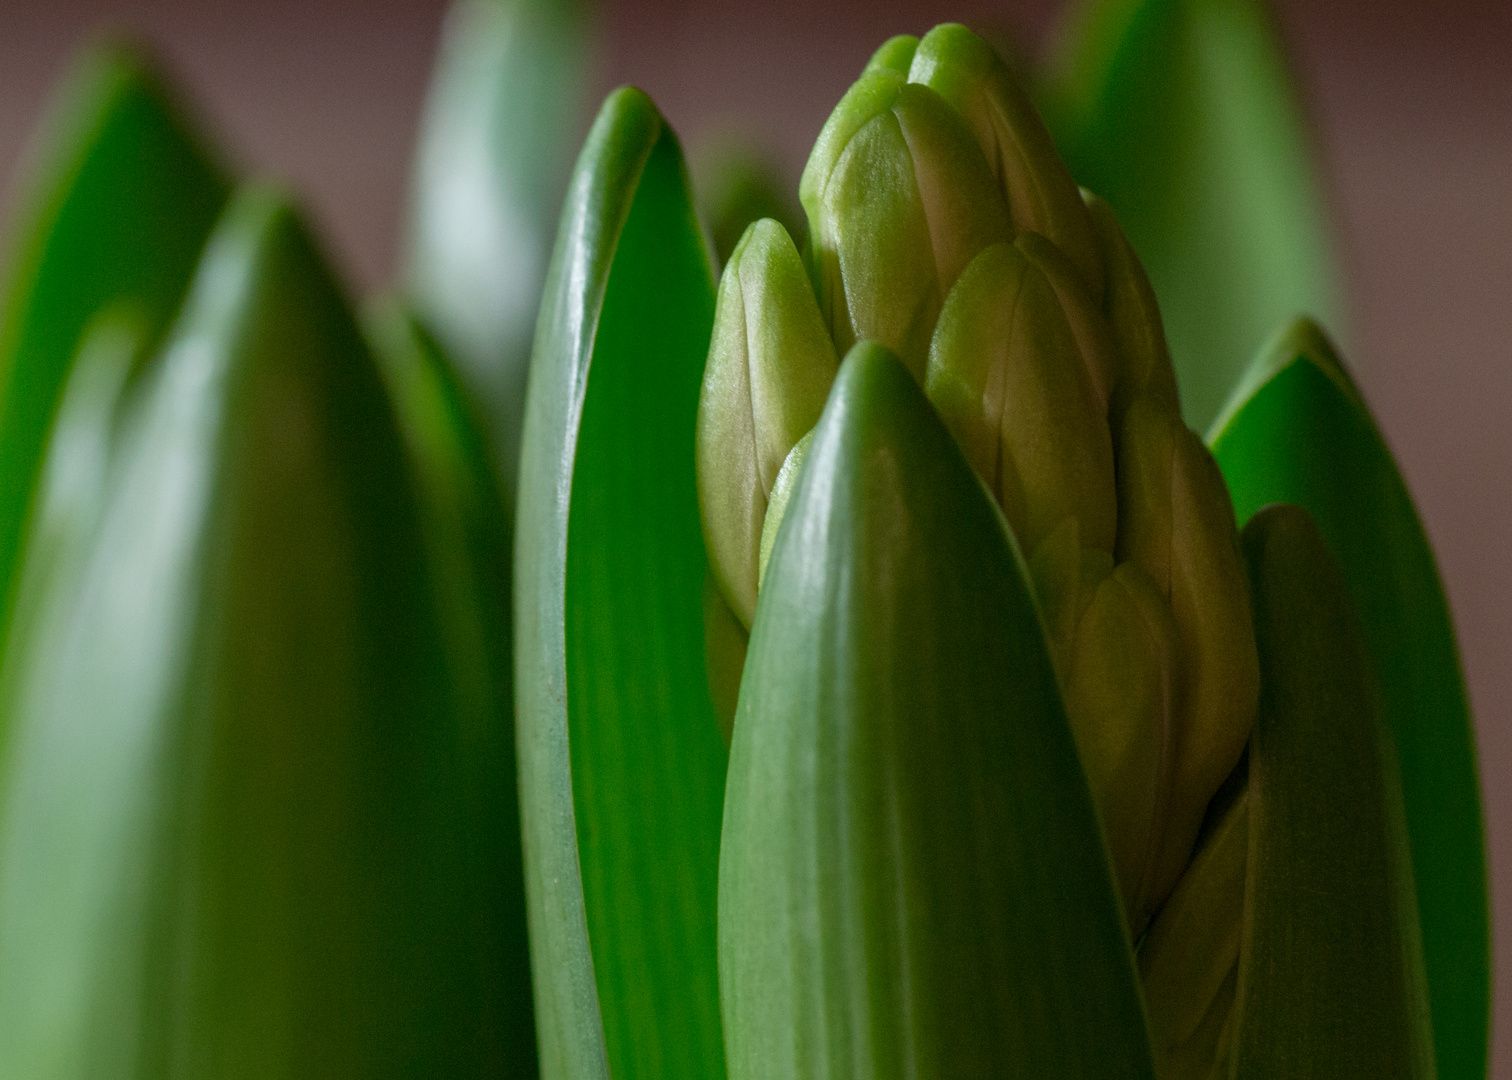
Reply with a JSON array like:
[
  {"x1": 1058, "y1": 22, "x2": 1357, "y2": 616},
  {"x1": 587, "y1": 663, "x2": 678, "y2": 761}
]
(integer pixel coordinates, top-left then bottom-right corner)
[
  {"x1": 403, "y1": 0, "x2": 592, "y2": 507},
  {"x1": 0, "y1": 185, "x2": 523, "y2": 1078},
  {"x1": 1209, "y1": 318, "x2": 1486, "y2": 1080},
  {"x1": 365, "y1": 301, "x2": 537, "y2": 1074},
  {"x1": 719, "y1": 341, "x2": 1154, "y2": 1080},
  {"x1": 0, "y1": 40, "x2": 229, "y2": 649},
  {"x1": 1040, "y1": 0, "x2": 1342, "y2": 433},
  {"x1": 1234, "y1": 504, "x2": 1433, "y2": 1078},
  {"x1": 514, "y1": 89, "x2": 727, "y2": 1080},
  {"x1": 0, "y1": 308, "x2": 151, "y2": 756}
]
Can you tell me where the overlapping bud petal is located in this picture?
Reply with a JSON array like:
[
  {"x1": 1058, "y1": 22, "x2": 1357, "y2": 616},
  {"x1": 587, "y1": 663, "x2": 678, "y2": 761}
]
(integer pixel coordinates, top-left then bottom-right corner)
[
  {"x1": 696, "y1": 219, "x2": 838, "y2": 628},
  {"x1": 1114, "y1": 396, "x2": 1260, "y2": 922},
  {"x1": 800, "y1": 61, "x2": 1011, "y2": 377},
  {"x1": 908, "y1": 23, "x2": 1105, "y2": 303},
  {"x1": 1139, "y1": 778, "x2": 1248, "y2": 1078},
  {"x1": 924, "y1": 239, "x2": 1115, "y2": 560}
]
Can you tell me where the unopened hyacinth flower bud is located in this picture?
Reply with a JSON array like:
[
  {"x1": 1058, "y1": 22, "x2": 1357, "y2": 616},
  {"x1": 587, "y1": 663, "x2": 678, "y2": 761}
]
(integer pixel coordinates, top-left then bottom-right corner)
[
  {"x1": 799, "y1": 44, "x2": 1011, "y2": 378},
  {"x1": 906, "y1": 23, "x2": 1105, "y2": 304},
  {"x1": 696, "y1": 218, "x2": 838, "y2": 631},
  {"x1": 697, "y1": 21, "x2": 1260, "y2": 943}
]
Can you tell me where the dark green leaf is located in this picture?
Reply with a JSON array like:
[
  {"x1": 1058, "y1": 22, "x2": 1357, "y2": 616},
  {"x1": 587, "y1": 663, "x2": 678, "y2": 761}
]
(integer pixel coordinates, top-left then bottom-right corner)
[
  {"x1": 0, "y1": 185, "x2": 521, "y2": 1077},
  {"x1": 403, "y1": 0, "x2": 591, "y2": 509},
  {"x1": 0, "y1": 41, "x2": 229, "y2": 650},
  {"x1": 514, "y1": 89, "x2": 727, "y2": 1080},
  {"x1": 1040, "y1": 0, "x2": 1342, "y2": 432},
  {"x1": 1209, "y1": 318, "x2": 1486, "y2": 1080},
  {"x1": 1234, "y1": 504, "x2": 1433, "y2": 1078},
  {"x1": 366, "y1": 301, "x2": 537, "y2": 1074},
  {"x1": 720, "y1": 341, "x2": 1154, "y2": 1080}
]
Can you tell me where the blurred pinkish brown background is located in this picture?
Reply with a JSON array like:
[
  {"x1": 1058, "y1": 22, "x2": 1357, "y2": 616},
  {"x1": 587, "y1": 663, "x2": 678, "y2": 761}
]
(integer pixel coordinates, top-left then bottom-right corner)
[{"x1": 2, "y1": 0, "x2": 1510, "y2": 1070}]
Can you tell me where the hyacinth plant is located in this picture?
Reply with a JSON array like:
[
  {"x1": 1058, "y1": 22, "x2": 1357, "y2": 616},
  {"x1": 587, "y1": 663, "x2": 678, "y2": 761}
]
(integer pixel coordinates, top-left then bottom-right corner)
[
  {"x1": 514, "y1": 17, "x2": 1487, "y2": 1080},
  {"x1": 0, "y1": 2, "x2": 1487, "y2": 1080}
]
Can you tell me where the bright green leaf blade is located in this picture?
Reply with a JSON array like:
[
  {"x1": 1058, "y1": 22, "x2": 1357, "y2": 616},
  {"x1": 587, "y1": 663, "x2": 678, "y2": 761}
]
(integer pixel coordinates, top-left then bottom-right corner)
[
  {"x1": 403, "y1": 0, "x2": 591, "y2": 507},
  {"x1": 1209, "y1": 319, "x2": 1486, "y2": 1080},
  {"x1": 365, "y1": 301, "x2": 537, "y2": 1075},
  {"x1": 1235, "y1": 504, "x2": 1434, "y2": 1078},
  {"x1": 0, "y1": 185, "x2": 523, "y2": 1077},
  {"x1": 1040, "y1": 0, "x2": 1342, "y2": 432},
  {"x1": 515, "y1": 88, "x2": 727, "y2": 1080},
  {"x1": 719, "y1": 341, "x2": 1155, "y2": 1080},
  {"x1": 0, "y1": 40, "x2": 229, "y2": 643}
]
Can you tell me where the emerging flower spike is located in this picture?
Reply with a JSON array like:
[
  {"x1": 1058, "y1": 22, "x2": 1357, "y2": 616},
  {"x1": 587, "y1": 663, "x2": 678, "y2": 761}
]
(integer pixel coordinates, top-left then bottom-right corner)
[{"x1": 696, "y1": 22, "x2": 1259, "y2": 939}]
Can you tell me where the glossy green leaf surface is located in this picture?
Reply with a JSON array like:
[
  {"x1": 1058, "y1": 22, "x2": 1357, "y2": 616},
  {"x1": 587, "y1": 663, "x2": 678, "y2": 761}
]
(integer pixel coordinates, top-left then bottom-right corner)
[
  {"x1": 0, "y1": 185, "x2": 521, "y2": 1078},
  {"x1": 1209, "y1": 319, "x2": 1486, "y2": 1080},
  {"x1": 0, "y1": 41, "x2": 229, "y2": 645},
  {"x1": 514, "y1": 88, "x2": 727, "y2": 1080},
  {"x1": 719, "y1": 342, "x2": 1154, "y2": 1080},
  {"x1": 365, "y1": 302, "x2": 537, "y2": 1074},
  {"x1": 1234, "y1": 504, "x2": 1433, "y2": 1078},
  {"x1": 1040, "y1": 0, "x2": 1342, "y2": 432},
  {"x1": 403, "y1": 0, "x2": 591, "y2": 507}
]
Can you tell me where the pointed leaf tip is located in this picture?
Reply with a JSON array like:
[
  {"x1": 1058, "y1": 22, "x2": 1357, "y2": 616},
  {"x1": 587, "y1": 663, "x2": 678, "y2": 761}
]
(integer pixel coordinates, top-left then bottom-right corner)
[
  {"x1": 517, "y1": 85, "x2": 726, "y2": 1080},
  {"x1": 0, "y1": 38, "x2": 228, "y2": 654}
]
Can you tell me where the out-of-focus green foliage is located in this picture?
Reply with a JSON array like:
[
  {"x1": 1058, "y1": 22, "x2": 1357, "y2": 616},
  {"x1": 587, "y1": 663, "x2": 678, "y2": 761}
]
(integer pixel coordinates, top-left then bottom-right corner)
[
  {"x1": 1041, "y1": 0, "x2": 1343, "y2": 434},
  {"x1": 690, "y1": 138, "x2": 806, "y2": 267},
  {"x1": 0, "y1": 184, "x2": 529, "y2": 1077},
  {"x1": 403, "y1": 0, "x2": 591, "y2": 508},
  {"x1": 0, "y1": 42, "x2": 228, "y2": 659},
  {"x1": 365, "y1": 301, "x2": 537, "y2": 1074}
]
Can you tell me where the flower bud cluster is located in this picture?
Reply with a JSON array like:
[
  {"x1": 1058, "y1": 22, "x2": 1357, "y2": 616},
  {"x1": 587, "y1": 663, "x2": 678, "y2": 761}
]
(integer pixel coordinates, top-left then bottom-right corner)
[{"x1": 695, "y1": 23, "x2": 1258, "y2": 934}]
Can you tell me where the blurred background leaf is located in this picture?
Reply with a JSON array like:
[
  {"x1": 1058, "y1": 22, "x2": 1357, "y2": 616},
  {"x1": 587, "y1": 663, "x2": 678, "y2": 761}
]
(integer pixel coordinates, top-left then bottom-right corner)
[
  {"x1": 1038, "y1": 0, "x2": 1343, "y2": 434},
  {"x1": 0, "y1": 41, "x2": 228, "y2": 666},
  {"x1": 402, "y1": 0, "x2": 592, "y2": 510},
  {"x1": 0, "y1": 184, "x2": 526, "y2": 1077}
]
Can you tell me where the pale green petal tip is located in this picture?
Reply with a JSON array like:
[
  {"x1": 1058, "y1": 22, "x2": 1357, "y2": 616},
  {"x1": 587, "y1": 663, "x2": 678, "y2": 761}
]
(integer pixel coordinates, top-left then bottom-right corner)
[
  {"x1": 815, "y1": 84, "x2": 1010, "y2": 377},
  {"x1": 928, "y1": 239, "x2": 1114, "y2": 555},
  {"x1": 799, "y1": 69, "x2": 904, "y2": 224},
  {"x1": 910, "y1": 21, "x2": 1105, "y2": 304},
  {"x1": 907, "y1": 22, "x2": 998, "y2": 97},
  {"x1": 1139, "y1": 778, "x2": 1247, "y2": 1077},
  {"x1": 698, "y1": 216, "x2": 836, "y2": 629},
  {"x1": 1082, "y1": 189, "x2": 1181, "y2": 418},
  {"x1": 925, "y1": 242, "x2": 1025, "y2": 482},
  {"x1": 730, "y1": 218, "x2": 838, "y2": 474},
  {"x1": 730, "y1": 217, "x2": 802, "y2": 292},
  {"x1": 865, "y1": 34, "x2": 919, "y2": 76}
]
